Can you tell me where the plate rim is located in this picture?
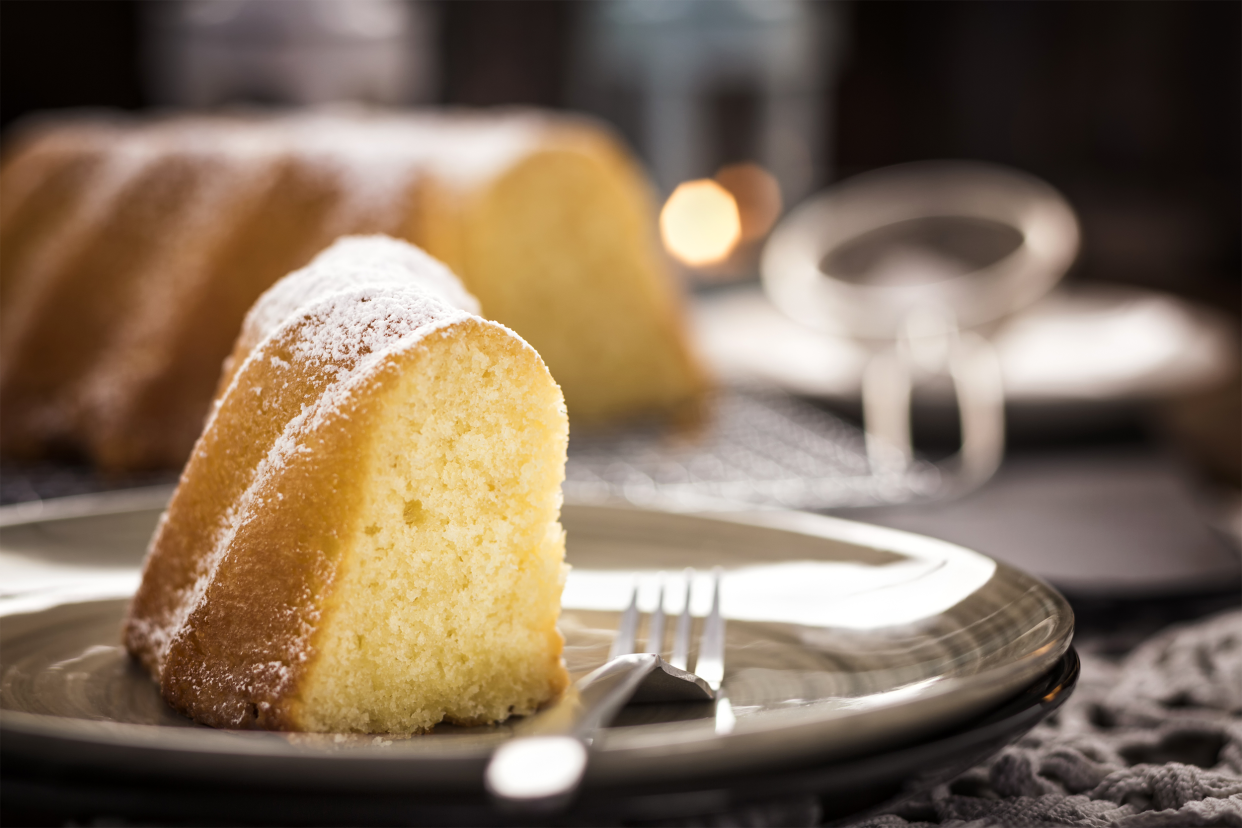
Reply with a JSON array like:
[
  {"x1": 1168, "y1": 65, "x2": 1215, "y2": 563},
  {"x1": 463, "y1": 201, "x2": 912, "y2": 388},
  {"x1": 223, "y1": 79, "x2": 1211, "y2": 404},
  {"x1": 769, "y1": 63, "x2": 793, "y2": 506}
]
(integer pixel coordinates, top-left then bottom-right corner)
[{"x1": 1, "y1": 495, "x2": 1075, "y2": 785}]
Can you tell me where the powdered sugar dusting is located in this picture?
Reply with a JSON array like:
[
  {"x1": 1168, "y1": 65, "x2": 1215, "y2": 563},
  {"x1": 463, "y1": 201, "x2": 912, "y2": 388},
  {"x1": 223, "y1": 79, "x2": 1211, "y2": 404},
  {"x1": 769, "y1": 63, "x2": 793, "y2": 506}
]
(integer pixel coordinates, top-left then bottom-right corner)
[
  {"x1": 279, "y1": 107, "x2": 544, "y2": 203},
  {"x1": 149, "y1": 109, "x2": 541, "y2": 243},
  {"x1": 239, "y1": 235, "x2": 479, "y2": 356}
]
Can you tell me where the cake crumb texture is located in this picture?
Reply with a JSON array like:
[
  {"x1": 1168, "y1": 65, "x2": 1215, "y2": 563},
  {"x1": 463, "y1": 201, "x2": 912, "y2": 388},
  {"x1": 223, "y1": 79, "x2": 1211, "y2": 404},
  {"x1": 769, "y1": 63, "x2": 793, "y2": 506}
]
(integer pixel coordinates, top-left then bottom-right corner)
[{"x1": 300, "y1": 330, "x2": 566, "y2": 732}]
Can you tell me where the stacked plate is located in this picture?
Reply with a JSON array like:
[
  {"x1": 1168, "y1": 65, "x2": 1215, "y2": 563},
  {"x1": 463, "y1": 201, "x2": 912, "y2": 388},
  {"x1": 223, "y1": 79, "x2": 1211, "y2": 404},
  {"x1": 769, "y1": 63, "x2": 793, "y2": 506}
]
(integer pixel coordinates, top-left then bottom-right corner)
[{"x1": 1, "y1": 494, "x2": 1075, "y2": 825}]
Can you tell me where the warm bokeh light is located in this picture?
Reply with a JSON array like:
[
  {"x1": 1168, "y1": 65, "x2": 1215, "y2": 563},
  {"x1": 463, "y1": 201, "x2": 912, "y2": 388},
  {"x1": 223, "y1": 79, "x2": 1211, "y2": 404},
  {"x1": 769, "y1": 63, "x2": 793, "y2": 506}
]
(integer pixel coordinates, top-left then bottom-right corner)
[
  {"x1": 715, "y1": 162, "x2": 783, "y2": 241},
  {"x1": 660, "y1": 179, "x2": 742, "y2": 267}
]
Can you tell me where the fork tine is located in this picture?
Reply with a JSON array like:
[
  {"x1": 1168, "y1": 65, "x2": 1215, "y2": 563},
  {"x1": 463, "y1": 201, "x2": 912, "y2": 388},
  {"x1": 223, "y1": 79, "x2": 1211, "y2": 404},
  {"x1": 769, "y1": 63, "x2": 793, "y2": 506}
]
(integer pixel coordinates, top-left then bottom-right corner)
[
  {"x1": 609, "y1": 583, "x2": 640, "y2": 660},
  {"x1": 694, "y1": 567, "x2": 725, "y2": 691},
  {"x1": 642, "y1": 576, "x2": 666, "y2": 654},
  {"x1": 669, "y1": 568, "x2": 694, "y2": 670}
]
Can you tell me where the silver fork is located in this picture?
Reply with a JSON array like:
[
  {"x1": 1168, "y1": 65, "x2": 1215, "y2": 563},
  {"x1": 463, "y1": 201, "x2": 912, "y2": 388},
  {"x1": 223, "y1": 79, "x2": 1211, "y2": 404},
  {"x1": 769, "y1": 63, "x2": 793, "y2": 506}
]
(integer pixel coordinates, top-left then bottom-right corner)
[{"x1": 485, "y1": 568, "x2": 726, "y2": 811}]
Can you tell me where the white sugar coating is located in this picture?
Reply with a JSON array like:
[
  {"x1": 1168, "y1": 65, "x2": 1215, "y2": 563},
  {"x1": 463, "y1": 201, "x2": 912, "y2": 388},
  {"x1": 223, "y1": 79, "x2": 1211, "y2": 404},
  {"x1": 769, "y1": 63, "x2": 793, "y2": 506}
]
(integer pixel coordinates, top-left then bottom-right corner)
[
  {"x1": 244, "y1": 234, "x2": 481, "y2": 347},
  {"x1": 131, "y1": 107, "x2": 543, "y2": 236},
  {"x1": 270, "y1": 109, "x2": 545, "y2": 233},
  {"x1": 276, "y1": 106, "x2": 545, "y2": 181}
]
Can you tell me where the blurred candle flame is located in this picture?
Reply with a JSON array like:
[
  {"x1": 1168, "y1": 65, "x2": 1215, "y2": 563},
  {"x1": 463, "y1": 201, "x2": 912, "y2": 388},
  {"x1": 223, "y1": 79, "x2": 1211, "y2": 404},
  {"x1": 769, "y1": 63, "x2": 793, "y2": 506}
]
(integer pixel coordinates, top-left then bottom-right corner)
[{"x1": 660, "y1": 179, "x2": 742, "y2": 267}]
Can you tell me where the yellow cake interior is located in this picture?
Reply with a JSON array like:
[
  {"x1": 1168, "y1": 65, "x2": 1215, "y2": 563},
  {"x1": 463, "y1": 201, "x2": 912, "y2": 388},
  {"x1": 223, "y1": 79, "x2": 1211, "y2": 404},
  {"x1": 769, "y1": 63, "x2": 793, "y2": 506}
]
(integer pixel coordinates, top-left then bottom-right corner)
[
  {"x1": 426, "y1": 144, "x2": 701, "y2": 424},
  {"x1": 295, "y1": 327, "x2": 568, "y2": 733}
]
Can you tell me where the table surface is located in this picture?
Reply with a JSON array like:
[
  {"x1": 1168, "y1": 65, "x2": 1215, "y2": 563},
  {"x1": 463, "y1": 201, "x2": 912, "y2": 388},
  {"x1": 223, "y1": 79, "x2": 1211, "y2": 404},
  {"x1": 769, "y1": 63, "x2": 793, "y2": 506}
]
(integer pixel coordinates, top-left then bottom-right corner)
[{"x1": 834, "y1": 445, "x2": 1241, "y2": 598}]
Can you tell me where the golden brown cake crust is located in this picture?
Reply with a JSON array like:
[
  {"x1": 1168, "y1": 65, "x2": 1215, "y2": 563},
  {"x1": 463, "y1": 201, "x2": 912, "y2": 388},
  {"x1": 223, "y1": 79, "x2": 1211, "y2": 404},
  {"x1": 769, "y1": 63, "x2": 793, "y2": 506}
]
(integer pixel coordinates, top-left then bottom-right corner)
[
  {"x1": 126, "y1": 323, "x2": 471, "y2": 727},
  {"x1": 132, "y1": 328, "x2": 353, "y2": 728}
]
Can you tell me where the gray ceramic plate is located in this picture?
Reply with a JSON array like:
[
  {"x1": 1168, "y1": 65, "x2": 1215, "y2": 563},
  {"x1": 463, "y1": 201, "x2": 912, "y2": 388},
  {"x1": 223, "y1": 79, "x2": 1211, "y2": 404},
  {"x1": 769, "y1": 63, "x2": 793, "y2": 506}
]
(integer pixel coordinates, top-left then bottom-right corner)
[{"x1": 1, "y1": 495, "x2": 1072, "y2": 792}]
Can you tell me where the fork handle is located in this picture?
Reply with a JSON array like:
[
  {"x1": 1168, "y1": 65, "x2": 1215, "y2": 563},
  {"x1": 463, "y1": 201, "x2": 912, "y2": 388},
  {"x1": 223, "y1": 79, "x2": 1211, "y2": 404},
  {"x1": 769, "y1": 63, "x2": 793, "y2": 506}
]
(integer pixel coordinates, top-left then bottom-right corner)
[{"x1": 485, "y1": 653, "x2": 662, "y2": 809}]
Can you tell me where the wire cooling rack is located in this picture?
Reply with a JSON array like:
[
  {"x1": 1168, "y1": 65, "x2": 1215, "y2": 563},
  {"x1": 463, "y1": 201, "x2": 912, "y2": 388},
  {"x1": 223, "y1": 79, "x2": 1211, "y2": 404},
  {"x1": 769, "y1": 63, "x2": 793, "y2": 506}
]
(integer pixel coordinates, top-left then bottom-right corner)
[
  {"x1": 565, "y1": 389, "x2": 943, "y2": 512},
  {"x1": 0, "y1": 462, "x2": 179, "y2": 507},
  {"x1": 2, "y1": 391, "x2": 944, "y2": 513}
]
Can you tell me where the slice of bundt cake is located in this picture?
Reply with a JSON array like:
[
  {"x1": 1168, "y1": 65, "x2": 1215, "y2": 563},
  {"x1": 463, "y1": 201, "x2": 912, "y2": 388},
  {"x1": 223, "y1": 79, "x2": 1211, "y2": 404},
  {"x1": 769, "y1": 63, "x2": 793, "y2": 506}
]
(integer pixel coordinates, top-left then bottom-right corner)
[
  {"x1": 123, "y1": 235, "x2": 569, "y2": 732},
  {"x1": 0, "y1": 109, "x2": 704, "y2": 471}
]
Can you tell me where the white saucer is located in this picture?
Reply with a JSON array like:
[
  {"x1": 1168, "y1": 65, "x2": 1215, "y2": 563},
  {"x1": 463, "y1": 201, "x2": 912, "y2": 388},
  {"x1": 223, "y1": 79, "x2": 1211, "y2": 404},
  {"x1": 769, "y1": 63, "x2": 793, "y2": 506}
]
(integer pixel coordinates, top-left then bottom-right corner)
[{"x1": 694, "y1": 283, "x2": 1237, "y2": 408}]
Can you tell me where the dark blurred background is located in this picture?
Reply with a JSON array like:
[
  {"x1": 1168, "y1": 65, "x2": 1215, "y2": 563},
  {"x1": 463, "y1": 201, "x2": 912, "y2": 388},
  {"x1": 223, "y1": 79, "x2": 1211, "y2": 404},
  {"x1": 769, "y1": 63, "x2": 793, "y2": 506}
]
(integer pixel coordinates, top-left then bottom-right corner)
[
  {"x1": 3, "y1": 0, "x2": 1239, "y2": 486},
  {"x1": 3, "y1": 0, "x2": 1238, "y2": 316}
]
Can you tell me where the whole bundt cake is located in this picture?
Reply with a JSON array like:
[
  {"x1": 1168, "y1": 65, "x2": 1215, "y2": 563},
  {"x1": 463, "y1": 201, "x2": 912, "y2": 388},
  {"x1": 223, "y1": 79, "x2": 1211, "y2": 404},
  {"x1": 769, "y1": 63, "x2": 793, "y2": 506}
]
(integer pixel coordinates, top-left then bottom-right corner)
[
  {"x1": 0, "y1": 109, "x2": 703, "y2": 470},
  {"x1": 124, "y1": 235, "x2": 569, "y2": 732}
]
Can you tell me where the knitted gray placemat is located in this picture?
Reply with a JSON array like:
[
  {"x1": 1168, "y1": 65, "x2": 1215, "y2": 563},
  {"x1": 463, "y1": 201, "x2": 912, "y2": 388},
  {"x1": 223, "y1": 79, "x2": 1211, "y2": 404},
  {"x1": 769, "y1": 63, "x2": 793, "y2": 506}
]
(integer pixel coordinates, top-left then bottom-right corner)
[{"x1": 845, "y1": 608, "x2": 1242, "y2": 828}]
